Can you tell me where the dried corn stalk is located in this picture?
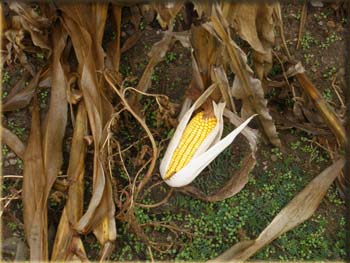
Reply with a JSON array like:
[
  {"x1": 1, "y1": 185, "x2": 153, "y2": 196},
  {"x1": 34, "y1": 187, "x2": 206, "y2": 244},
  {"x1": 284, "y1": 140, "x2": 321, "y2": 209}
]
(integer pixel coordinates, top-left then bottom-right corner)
[{"x1": 60, "y1": 3, "x2": 116, "y2": 258}]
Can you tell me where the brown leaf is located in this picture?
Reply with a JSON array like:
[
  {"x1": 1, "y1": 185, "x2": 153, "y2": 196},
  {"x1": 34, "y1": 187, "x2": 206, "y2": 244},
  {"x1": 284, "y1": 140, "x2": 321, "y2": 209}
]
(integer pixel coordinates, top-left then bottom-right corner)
[
  {"x1": 153, "y1": 1, "x2": 184, "y2": 30},
  {"x1": 296, "y1": 72, "x2": 346, "y2": 146},
  {"x1": 22, "y1": 96, "x2": 48, "y2": 261},
  {"x1": 211, "y1": 158, "x2": 345, "y2": 261},
  {"x1": 8, "y1": 2, "x2": 52, "y2": 54},
  {"x1": 191, "y1": 25, "x2": 220, "y2": 88},
  {"x1": 212, "y1": 66, "x2": 235, "y2": 113},
  {"x1": 2, "y1": 69, "x2": 41, "y2": 112},
  {"x1": 1, "y1": 126, "x2": 26, "y2": 159},
  {"x1": 42, "y1": 24, "x2": 68, "y2": 200},
  {"x1": 51, "y1": 102, "x2": 87, "y2": 261},
  {"x1": 128, "y1": 33, "x2": 176, "y2": 110},
  {"x1": 180, "y1": 154, "x2": 256, "y2": 202},
  {"x1": 203, "y1": 7, "x2": 281, "y2": 146},
  {"x1": 106, "y1": 5, "x2": 122, "y2": 75},
  {"x1": 120, "y1": 29, "x2": 142, "y2": 53}
]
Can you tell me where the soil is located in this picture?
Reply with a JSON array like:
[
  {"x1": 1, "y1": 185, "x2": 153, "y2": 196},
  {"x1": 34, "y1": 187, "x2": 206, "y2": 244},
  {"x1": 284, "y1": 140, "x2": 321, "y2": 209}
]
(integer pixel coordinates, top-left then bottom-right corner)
[{"x1": 1, "y1": 1, "x2": 346, "y2": 261}]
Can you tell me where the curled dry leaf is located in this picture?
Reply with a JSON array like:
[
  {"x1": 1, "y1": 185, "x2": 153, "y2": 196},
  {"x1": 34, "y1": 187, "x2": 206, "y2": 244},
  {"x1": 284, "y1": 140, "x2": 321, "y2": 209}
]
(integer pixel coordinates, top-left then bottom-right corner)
[
  {"x1": 211, "y1": 158, "x2": 345, "y2": 262},
  {"x1": 3, "y1": 28, "x2": 35, "y2": 75},
  {"x1": 203, "y1": 6, "x2": 280, "y2": 146},
  {"x1": 8, "y1": 2, "x2": 52, "y2": 54},
  {"x1": 191, "y1": 25, "x2": 220, "y2": 89},
  {"x1": 193, "y1": 2, "x2": 279, "y2": 80}
]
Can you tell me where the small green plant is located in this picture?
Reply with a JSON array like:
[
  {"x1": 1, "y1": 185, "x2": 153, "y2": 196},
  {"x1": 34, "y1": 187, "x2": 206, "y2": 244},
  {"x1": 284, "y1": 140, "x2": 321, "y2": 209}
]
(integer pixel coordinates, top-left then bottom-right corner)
[
  {"x1": 7, "y1": 222, "x2": 18, "y2": 232},
  {"x1": 301, "y1": 32, "x2": 315, "y2": 50},
  {"x1": 111, "y1": 31, "x2": 117, "y2": 40},
  {"x1": 320, "y1": 10, "x2": 331, "y2": 19},
  {"x1": 120, "y1": 63, "x2": 132, "y2": 77},
  {"x1": 322, "y1": 88, "x2": 333, "y2": 102},
  {"x1": 319, "y1": 33, "x2": 341, "y2": 49},
  {"x1": 2, "y1": 71, "x2": 10, "y2": 84},
  {"x1": 2, "y1": 145, "x2": 9, "y2": 156},
  {"x1": 151, "y1": 71, "x2": 160, "y2": 83},
  {"x1": 36, "y1": 52, "x2": 45, "y2": 60},
  {"x1": 165, "y1": 51, "x2": 177, "y2": 64},
  {"x1": 139, "y1": 21, "x2": 145, "y2": 30},
  {"x1": 303, "y1": 53, "x2": 314, "y2": 65},
  {"x1": 271, "y1": 147, "x2": 283, "y2": 159},
  {"x1": 16, "y1": 158, "x2": 23, "y2": 169},
  {"x1": 322, "y1": 66, "x2": 337, "y2": 79},
  {"x1": 2, "y1": 91, "x2": 8, "y2": 99},
  {"x1": 8, "y1": 120, "x2": 26, "y2": 138}
]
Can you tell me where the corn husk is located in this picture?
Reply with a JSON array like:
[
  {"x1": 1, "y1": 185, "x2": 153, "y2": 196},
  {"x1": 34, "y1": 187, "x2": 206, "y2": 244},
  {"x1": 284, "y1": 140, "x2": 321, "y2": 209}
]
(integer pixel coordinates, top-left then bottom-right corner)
[{"x1": 160, "y1": 84, "x2": 256, "y2": 187}]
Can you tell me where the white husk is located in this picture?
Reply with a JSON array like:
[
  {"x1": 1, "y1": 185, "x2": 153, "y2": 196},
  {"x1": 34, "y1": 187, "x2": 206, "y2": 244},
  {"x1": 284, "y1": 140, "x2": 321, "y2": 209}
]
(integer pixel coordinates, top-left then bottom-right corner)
[
  {"x1": 160, "y1": 84, "x2": 217, "y2": 176},
  {"x1": 160, "y1": 85, "x2": 256, "y2": 187}
]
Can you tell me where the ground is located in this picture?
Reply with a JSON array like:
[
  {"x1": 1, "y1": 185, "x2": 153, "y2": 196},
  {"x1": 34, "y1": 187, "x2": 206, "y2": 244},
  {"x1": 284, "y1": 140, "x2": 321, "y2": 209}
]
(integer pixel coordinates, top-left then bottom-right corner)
[{"x1": 1, "y1": 1, "x2": 346, "y2": 261}]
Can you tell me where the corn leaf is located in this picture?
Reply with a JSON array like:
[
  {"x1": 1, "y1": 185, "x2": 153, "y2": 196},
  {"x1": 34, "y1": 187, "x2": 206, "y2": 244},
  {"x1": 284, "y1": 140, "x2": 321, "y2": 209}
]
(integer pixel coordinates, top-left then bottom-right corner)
[
  {"x1": 42, "y1": 24, "x2": 68, "y2": 201},
  {"x1": 51, "y1": 102, "x2": 87, "y2": 261},
  {"x1": 22, "y1": 96, "x2": 48, "y2": 261}
]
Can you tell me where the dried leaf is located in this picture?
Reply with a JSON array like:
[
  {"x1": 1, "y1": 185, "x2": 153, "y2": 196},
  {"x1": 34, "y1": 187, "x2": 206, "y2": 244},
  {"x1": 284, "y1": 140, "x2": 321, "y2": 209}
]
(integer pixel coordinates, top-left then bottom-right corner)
[
  {"x1": 106, "y1": 6, "x2": 122, "y2": 74},
  {"x1": 22, "y1": 96, "x2": 48, "y2": 261},
  {"x1": 203, "y1": 6, "x2": 280, "y2": 146},
  {"x1": 296, "y1": 1, "x2": 308, "y2": 50},
  {"x1": 191, "y1": 25, "x2": 220, "y2": 88},
  {"x1": 194, "y1": 2, "x2": 279, "y2": 79},
  {"x1": 42, "y1": 24, "x2": 68, "y2": 200},
  {"x1": 295, "y1": 72, "x2": 346, "y2": 146},
  {"x1": 212, "y1": 66, "x2": 235, "y2": 113},
  {"x1": 128, "y1": 32, "x2": 176, "y2": 109},
  {"x1": 8, "y1": 2, "x2": 52, "y2": 54},
  {"x1": 120, "y1": 29, "x2": 142, "y2": 53},
  {"x1": 51, "y1": 102, "x2": 87, "y2": 261},
  {"x1": 1, "y1": 126, "x2": 26, "y2": 159},
  {"x1": 211, "y1": 158, "x2": 345, "y2": 261},
  {"x1": 2, "y1": 69, "x2": 41, "y2": 112},
  {"x1": 153, "y1": 1, "x2": 184, "y2": 30},
  {"x1": 180, "y1": 154, "x2": 255, "y2": 202}
]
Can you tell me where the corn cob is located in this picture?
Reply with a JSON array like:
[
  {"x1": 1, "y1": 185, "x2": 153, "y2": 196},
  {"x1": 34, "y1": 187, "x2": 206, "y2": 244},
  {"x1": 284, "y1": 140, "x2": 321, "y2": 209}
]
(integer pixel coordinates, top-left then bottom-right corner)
[{"x1": 164, "y1": 111, "x2": 217, "y2": 179}]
